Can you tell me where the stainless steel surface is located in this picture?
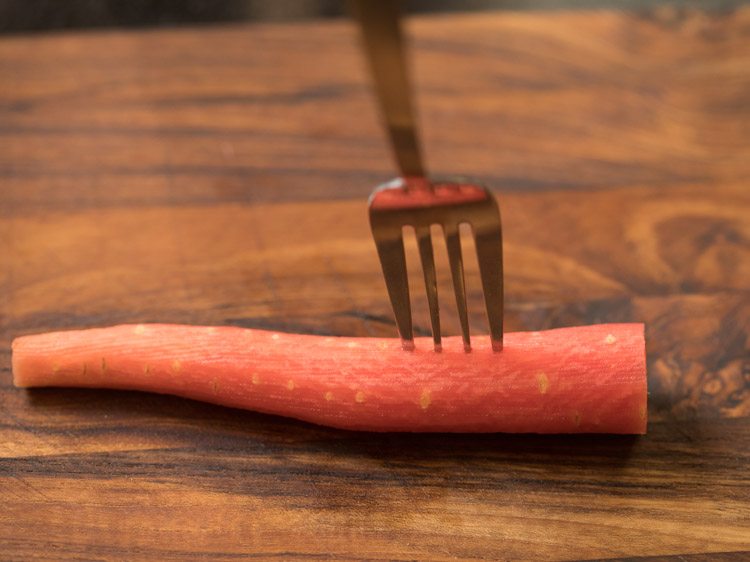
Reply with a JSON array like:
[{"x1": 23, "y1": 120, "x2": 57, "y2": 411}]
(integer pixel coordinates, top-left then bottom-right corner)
[
  {"x1": 348, "y1": 0, "x2": 424, "y2": 177},
  {"x1": 369, "y1": 179, "x2": 504, "y2": 352},
  {"x1": 352, "y1": 0, "x2": 504, "y2": 352}
]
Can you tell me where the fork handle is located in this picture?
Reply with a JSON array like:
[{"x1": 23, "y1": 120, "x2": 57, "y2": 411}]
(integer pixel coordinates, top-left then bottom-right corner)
[{"x1": 349, "y1": 0, "x2": 426, "y2": 179}]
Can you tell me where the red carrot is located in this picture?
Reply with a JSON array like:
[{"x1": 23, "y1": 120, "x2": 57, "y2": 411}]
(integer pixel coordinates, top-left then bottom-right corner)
[{"x1": 12, "y1": 323, "x2": 647, "y2": 434}]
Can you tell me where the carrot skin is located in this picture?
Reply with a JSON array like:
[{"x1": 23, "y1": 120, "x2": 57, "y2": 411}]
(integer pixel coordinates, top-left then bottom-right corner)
[{"x1": 12, "y1": 323, "x2": 647, "y2": 434}]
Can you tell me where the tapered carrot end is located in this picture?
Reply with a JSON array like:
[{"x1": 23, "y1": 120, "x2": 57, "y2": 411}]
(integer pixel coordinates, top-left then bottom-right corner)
[
  {"x1": 12, "y1": 332, "x2": 72, "y2": 388},
  {"x1": 11, "y1": 336, "x2": 35, "y2": 388}
]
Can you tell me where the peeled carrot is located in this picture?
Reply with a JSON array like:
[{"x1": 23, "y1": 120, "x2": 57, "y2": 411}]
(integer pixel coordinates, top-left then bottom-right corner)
[{"x1": 12, "y1": 323, "x2": 647, "y2": 434}]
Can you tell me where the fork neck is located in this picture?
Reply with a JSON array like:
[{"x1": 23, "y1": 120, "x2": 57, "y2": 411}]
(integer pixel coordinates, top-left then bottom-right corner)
[{"x1": 403, "y1": 175, "x2": 433, "y2": 193}]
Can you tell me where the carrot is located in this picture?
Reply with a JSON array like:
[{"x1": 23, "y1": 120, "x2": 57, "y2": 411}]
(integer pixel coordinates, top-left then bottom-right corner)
[{"x1": 12, "y1": 323, "x2": 647, "y2": 434}]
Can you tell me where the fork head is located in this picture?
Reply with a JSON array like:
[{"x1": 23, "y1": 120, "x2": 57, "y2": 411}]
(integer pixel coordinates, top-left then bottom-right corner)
[{"x1": 369, "y1": 177, "x2": 503, "y2": 352}]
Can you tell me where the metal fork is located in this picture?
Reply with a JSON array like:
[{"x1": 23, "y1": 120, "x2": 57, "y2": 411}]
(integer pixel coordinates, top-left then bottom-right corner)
[{"x1": 350, "y1": 0, "x2": 503, "y2": 352}]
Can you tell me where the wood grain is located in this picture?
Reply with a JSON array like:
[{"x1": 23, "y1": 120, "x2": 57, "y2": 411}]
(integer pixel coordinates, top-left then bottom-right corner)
[{"x1": 1, "y1": 6, "x2": 749, "y2": 561}]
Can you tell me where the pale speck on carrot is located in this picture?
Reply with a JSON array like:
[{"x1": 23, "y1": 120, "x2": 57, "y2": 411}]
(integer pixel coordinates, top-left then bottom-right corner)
[
  {"x1": 133, "y1": 325, "x2": 146, "y2": 335},
  {"x1": 252, "y1": 373, "x2": 260, "y2": 385},
  {"x1": 171, "y1": 360, "x2": 181, "y2": 373},
  {"x1": 347, "y1": 342, "x2": 358, "y2": 348},
  {"x1": 324, "y1": 391, "x2": 333, "y2": 401},
  {"x1": 537, "y1": 372, "x2": 549, "y2": 394},
  {"x1": 355, "y1": 391, "x2": 365, "y2": 403},
  {"x1": 419, "y1": 389, "x2": 431, "y2": 411},
  {"x1": 605, "y1": 334, "x2": 616, "y2": 344},
  {"x1": 639, "y1": 405, "x2": 647, "y2": 421},
  {"x1": 52, "y1": 363, "x2": 60, "y2": 374},
  {"x1": 271, "y1": 334, "x2": 280, "y2": 341},
  {"x1": 286, "y1": 380, "x2": 295, "y2": 390},
  {"x1": 144, "y1": 364, "x2": 151, "y2": 375}
]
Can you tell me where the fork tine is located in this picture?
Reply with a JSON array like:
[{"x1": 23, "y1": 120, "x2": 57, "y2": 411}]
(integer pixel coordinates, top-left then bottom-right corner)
[
  {"x1": 473, "y1": 223, "x2": 504, "y2": 351},
  {"x1": 444, "y1": 224, "x2": 471, "y2": 352},
  {"x1": 415, "y1": 225, "x2": 441, "y2": 351},
  {"x1": 372, "y1": 227, "x2": 414, "y2": 350}
]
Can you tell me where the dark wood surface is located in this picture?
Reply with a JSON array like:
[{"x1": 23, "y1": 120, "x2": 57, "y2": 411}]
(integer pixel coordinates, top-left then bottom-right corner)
[{"x1": 1, "y1": 7, "x2": 749, "y2": 561}]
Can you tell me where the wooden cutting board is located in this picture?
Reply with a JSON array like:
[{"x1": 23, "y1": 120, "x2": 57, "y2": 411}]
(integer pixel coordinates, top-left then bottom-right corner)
[{"x1": 1, "y1": 7, "x2": 748, "y2": 561}]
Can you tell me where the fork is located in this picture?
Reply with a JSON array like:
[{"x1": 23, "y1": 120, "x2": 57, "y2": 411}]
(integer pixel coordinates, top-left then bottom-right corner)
[{"x1": 350, "y1": 0, "x2": 504, "y2": 352}]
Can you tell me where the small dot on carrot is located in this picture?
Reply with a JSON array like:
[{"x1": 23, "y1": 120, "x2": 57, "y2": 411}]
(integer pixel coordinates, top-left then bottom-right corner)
[
  {"x1": 605, "y1": 334, "x2": 616, "y2": 344},
  {"x1": 324, "y1": 391, "x2": 333, "y2": 401},
  {"x1": 355, "y1": 391, "x2": 365, "y2": 403},
  {"x1": 171, "y1": 360, "x2": 181, "y2": 373},
  {"x1": 144, "y1": 364, "x2": 151, "y2": 375},
  {"x1": 52, "y1": 363, "x2": 60, "y2": 374},
  {"x1": 101, "y1": 357, "x2": 107, "y2": 374},
  {"x1": 133, "y1": 324, "x2": 146, "y2": 335},
  {"x1": 207, "y1": 327, "x2": 217, "y2": 334},
  {"x1": 271, "y1": 334, "x2": 280, "y2": 341},
  {"x1": 347, "y1": 342, "x2": 358, "y2": 348},
  {"x1": 419, "y1": 389, "x2": 431, "y2": 411},
  {"x1": 82, "y1": 363, "x2": 88, "y2": 376},
  {"x1": 211, "y1": 379, "x2": 219, "y2": 395},
  {"x1": 252, "y1": 373, "x2": 260, "y2": 385},
  {"x1": 286, "y1": 380, "x2": 295, "y2": 390},
  {"x1": 573, "y1": 411, "x2": 581, "y2": 428},
  {"x1": 639, "y1": 405, "x2": 647, "y2": 421},
  {"x1": 537, "y1": 372, "x2": 549, "y2": 394}
]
